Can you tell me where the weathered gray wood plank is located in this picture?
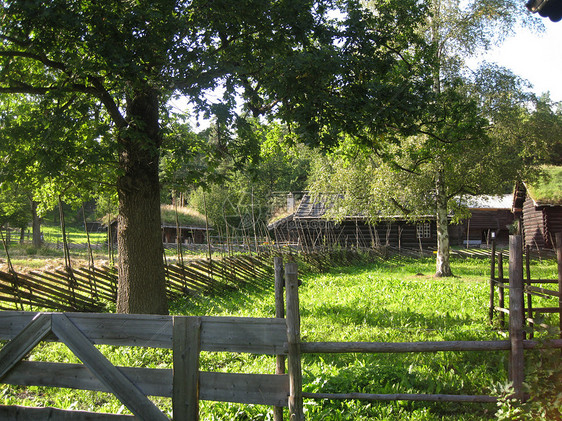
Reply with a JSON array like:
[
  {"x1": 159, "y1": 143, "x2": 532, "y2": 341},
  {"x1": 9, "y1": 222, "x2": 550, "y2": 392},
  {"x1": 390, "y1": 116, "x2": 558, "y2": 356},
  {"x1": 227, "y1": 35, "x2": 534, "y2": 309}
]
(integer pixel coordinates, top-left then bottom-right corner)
[
  {"x1": 51, "y1": 314, "x2": 169, "y2": 421},
  {"x1": 0, "y1": 311, "x2": 172, "y2": 347},
  {"x1": 63, "y1": 313, "x2": 172, "y2": 348},
  {"x1": 0, "y1": 313, "x2": 52, "y2": 379},
  {"x1": 200, "y1": 316, "x2": 287, "y2": 354},
  {"x1": 509, "y1": 235, "x2": 525, "y2": 400},
  {"x1": 1, "y1": 361, "x2": 290, "y2": 406},
  {"x1": 273, "y1": 256, "x2": 286, "y2": 421},
  {"x1": 173, "y1": 316, "x2": 201, "y2": 421},
  {"x1": 0, "y1": 313, "x2": 287, "y2": 354},
  {"x1": 285, "y1": 262, "x2": 303, "y2": 420},
  {"x1": 1, "y1": 361, "x2": 172, "y2": 397},
  {"x1": 199, "y1": 372, "x2": 289, "y2": 407},
  {"x1": 0, "y1": 405, "x2": 134, "y2": 420}
]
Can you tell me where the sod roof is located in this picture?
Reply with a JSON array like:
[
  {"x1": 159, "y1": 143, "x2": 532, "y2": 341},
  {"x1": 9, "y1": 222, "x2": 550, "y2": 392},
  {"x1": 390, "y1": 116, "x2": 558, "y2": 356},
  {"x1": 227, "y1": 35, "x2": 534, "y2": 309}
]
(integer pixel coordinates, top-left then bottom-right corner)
[
  {"x1": 160, "y1": 205, "x2": 208, "y2": 228},
  {"x1": 526, "y1": 166, "x2": 562, "y2": 206}
]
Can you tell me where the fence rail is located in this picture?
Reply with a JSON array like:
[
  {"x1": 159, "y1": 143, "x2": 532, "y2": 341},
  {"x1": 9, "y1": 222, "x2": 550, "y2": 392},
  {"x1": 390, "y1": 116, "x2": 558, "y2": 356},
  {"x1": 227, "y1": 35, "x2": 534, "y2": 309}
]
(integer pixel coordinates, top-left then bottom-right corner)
[{"x1": 0, "y1": 311, "x2": 291, "y2": 420}]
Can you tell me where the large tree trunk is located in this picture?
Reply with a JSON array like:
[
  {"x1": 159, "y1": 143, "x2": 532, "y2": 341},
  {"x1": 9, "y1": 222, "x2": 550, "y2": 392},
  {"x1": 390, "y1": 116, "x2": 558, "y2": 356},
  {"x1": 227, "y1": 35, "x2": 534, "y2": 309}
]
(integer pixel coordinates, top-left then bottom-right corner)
[
  {"x1": 435, "y1": 172, "x2": 453, "y2": 277},
  {"x1": 116, "y1": 89, "x2": 168, "y2": 314}
]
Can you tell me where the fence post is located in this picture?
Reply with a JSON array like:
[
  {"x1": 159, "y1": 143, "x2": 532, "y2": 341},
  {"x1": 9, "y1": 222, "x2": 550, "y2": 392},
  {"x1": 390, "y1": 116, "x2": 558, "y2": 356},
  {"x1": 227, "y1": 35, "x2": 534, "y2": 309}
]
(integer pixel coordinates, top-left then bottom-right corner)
[
  {"x1": 274, "y1": 257, "x2": 285, "y2": 421},
  {"x1": 508, "y1": 235, "x2": 524, "y2": 400},
  {"x1": 525, "y1": 245, "x2": 533, "y2": 339},
  {"x1": 173, "y1": 316, "x2": 202, "y2": 421},
  {"x1": 285, "y1": 261, "x2": 304, "y2": 421},
  {"x1": 556, "y1": 232, "x2": 562, "y2": 341},
  {"x1": 498, "y1": 252, "x2": 505, "y2": 329},
  {"x1": 489, "y1": 239, "x2": 496, "y2": 325}
]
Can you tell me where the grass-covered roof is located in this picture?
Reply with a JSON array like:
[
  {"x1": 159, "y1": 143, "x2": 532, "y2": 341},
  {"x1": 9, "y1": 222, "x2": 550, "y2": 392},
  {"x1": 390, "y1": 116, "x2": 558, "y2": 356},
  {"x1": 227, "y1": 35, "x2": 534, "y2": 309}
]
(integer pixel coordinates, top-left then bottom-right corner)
[
  {"x1": 526, "y1": 165, "x2": 562, "y2": 206},
  {"x1": 160, "y1": 205, "x2": 208, "y2": 227}
]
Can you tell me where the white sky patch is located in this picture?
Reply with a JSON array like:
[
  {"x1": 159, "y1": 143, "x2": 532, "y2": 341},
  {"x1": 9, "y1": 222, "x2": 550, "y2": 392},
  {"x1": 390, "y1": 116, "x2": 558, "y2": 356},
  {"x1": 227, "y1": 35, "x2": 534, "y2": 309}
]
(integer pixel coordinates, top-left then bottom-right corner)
[{"x1": 479, "y1": 20, "x2": 562, "y2": 102}]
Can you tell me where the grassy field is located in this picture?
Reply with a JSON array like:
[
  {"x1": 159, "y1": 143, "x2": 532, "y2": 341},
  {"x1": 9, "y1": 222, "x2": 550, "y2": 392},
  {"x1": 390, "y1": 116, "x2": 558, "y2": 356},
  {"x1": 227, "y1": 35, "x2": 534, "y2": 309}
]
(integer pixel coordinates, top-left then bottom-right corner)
[{"x1": 0, "y1": 254, "x2": 560, "y2": 420}]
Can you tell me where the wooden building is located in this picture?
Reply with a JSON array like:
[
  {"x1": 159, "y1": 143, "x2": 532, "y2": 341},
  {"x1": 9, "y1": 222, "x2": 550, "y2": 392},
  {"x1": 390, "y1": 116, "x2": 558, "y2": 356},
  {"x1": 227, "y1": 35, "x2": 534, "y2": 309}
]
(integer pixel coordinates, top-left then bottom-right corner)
[
  {"x1": 450, "y1": 195, "x2": 514, "y2": 248},
  {"x1": 104, "y1": 221, "x2": 211, "y2": 245},
  {"x1": 269, "y1": 194, "x2": 514, "y2": 250},
  {"x1": 161, "y1": 223, "x2": 208, "y2": 245},
  {"x1": 268, "y1": 195, "x2": 437, "y2": 249},
  {"x1": 512, "y1": 169, "x2": 562, "y2": 249}
]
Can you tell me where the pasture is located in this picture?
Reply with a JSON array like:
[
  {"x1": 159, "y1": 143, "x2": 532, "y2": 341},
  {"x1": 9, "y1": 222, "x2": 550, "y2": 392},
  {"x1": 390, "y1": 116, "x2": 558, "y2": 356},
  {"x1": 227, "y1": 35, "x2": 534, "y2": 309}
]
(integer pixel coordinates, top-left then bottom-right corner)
[{"x1": 0, "y1": 254, "x2": 560, "y2": 420}]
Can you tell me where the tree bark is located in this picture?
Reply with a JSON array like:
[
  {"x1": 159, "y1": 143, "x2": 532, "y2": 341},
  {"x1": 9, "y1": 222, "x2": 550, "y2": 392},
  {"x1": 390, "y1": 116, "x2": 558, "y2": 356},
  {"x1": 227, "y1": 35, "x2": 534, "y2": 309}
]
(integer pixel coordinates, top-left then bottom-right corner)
[
  {"x1": 116, "y1": 88, "x2": 168, "y2": 315},
  {"x1": 435, "y1": 171, "x2": 453, "y2": 277}
]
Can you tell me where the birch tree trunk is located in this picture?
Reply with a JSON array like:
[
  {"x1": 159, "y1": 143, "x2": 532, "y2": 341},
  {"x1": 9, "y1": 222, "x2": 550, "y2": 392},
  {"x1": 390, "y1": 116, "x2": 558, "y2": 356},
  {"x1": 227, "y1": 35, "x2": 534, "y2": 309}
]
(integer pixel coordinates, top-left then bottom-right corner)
[{"x1": 435, "y1": 171, "x2": 453, "y2": 277}]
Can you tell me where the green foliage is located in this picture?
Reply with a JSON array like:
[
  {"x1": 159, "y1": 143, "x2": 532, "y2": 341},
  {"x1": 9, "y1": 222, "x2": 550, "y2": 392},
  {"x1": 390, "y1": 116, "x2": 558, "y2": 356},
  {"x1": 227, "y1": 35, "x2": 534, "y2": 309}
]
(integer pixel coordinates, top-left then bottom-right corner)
[
  {"x1": 188, "y1": 122, "x2": 318, "y2": 232},
  {"x1": 0, "y1": 182, "x2": 30, "y2": 229},
  {"x1": 1, "y1": 0, "x2": 433, "y2": 311},
  {"x1": 495, "y1": 344, "x2": 562, "y2": 420}
]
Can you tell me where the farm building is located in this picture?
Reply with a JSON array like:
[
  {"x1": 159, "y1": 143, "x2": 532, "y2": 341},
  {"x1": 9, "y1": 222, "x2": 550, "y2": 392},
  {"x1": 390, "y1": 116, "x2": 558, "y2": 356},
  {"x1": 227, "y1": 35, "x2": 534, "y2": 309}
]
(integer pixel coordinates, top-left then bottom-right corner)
[
  {"x1": 161, "y1": 223, "x2": 209, "y2": 244},
  {"x1": 269, "y1": 194, "x2": 436, "y2": 249},
  {"x1": 512, "y1": 166, "x2": 562, "y2": 249},
  {"x1": 103, "y1": 205, "x2": 211, "y2": 245},
  {"x1": 269, "y1": 194, "x2": 514, "y2": 249},
  {"x1": 450, "y1": 195, "x2": 514, "y2": 247}
]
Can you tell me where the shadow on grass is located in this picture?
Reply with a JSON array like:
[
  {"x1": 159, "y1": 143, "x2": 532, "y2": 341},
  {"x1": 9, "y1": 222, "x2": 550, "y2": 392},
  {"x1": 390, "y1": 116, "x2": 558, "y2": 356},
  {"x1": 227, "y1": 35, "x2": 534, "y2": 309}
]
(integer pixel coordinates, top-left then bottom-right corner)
[
  {"x1": 301, "y1": 302, "x2": 478, "y2": 332},
  {"x1": 169, "y1": 274, "x2": 275, "y2": 316}
]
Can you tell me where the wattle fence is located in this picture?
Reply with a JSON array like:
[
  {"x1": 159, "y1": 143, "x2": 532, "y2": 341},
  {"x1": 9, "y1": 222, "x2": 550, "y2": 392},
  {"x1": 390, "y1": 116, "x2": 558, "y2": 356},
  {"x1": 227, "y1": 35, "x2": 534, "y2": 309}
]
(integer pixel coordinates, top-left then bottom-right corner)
[{"x1": 0, "y1": 255, "x2": 273, "y2": 312}]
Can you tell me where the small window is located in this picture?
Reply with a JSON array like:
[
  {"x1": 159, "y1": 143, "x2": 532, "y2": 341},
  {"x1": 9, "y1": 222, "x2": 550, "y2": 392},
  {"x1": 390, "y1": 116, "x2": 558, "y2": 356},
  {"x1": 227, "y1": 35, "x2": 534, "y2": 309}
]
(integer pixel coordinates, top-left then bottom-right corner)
[{"x1": 416, "y1": 222, "x2": 431, "y2": 239}]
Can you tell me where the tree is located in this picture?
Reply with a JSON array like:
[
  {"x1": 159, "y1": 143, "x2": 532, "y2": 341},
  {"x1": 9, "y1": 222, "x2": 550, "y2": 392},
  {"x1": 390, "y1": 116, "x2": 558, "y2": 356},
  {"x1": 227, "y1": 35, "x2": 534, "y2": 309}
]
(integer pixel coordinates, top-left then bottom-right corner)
[
  {"x1": 348, "y1": 0, "x2": 541, "y2": 276},
  {"x1": 188, "y1": 121, "x2": 317, "y2": 235},
  {"x1": 1, "y1": 0, "x2": 429, "y2": 313},
  {"x1": 309, "y1": 68, "x2": 558, "y2": 275},
  {"x1": 0, "y1": 182, "x2": 30, "y2": 241}
]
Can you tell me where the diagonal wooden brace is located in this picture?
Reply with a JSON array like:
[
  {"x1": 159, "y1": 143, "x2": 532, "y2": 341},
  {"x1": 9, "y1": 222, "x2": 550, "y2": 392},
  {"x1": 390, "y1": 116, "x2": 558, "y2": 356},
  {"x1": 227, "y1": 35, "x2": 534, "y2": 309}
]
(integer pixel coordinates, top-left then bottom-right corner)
[
  {"x1": 0, "y1": 312, "x2": 52, "y2": 380},
  {"x1": 51, "y1": 313, "x2": 169, "y2": 421}
]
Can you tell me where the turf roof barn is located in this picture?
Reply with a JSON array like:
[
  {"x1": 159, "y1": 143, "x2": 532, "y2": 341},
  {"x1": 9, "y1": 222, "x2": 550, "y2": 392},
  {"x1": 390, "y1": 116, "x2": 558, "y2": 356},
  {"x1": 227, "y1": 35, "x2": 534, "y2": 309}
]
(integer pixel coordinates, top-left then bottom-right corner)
[{"x1": 513, "y1": 166, "x2": 562, "y2": 249}]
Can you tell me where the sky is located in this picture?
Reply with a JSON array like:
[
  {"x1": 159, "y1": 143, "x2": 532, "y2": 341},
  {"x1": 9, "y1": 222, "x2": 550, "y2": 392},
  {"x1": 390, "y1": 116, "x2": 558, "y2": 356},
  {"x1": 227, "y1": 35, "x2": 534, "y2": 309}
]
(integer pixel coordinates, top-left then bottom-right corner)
[{"x1": 478, "y1": 18, "x2": 562, "y2": 102}]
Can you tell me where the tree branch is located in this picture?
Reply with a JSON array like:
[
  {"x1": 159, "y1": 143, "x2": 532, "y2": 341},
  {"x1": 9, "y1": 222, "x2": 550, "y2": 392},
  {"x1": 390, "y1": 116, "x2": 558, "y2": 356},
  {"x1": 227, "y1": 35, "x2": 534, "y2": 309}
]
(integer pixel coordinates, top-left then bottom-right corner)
[{"x1": 0, "y1": 50, "x2": 67, "y2": 73}]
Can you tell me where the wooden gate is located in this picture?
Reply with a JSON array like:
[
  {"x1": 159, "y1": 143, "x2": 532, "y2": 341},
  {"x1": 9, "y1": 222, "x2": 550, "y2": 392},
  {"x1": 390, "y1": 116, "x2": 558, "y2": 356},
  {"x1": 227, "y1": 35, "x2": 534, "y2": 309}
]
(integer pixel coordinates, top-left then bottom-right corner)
[{"x1": 0, "y1": 311, "x2": 290, "y2": 420}]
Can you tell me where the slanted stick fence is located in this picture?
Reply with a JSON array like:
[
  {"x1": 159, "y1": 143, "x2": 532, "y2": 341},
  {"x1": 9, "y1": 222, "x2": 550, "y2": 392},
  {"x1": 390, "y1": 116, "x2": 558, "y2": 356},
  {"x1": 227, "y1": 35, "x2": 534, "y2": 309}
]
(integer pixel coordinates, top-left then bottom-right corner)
[{"x1": 0, "y1": 255, "x2": 274, "y2": 312}]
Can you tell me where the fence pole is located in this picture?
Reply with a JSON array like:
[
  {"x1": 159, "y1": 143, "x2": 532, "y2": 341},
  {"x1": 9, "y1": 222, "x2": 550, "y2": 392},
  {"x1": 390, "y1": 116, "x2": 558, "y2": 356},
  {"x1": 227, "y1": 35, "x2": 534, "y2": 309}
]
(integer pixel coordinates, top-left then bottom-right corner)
[
  {"x1": 285, "y1": 261, "x2": 304, "y2": 421},
  {"x1": 274, "y1": 257, "x2": 285, "y2": 421},
  {"x1": 509, "y1": 235, "x2": 524, "y2": 400},
  {"x1": 173, "y1": 316, "x2": 202, "y2": 421},
  {"x1": 555, "y1": 232, "x2": 562, "y2": 339},
  {"x1": 525, "y1": 245, "x2": 533, "y2": 339},
  {"x1": 498, "y1": 252, "x2": 505, "y2": 329},
  {"x1": 489, "y1": 239, "x2": 496, "y2": 325}
]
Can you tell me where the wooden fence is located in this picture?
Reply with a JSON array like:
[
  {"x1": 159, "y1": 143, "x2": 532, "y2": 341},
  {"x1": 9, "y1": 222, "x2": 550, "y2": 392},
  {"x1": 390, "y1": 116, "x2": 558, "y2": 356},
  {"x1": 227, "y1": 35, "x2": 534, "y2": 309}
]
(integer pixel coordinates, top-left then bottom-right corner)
[
  {"x1": 488, "y1": 232, "x2": 562, "y2": 398},
  {"x1": 2, "y1": 238, "x2": 562, "y2": 420},
  {"x1": 0, "y1": 311, "x2": 293, "y2": 420},
  {"x1": 489, "y1": 232, "x2": 562, "y2": 335},
  {"x1": 0, "y1": 254, "x2": 273, "y2": 312}
]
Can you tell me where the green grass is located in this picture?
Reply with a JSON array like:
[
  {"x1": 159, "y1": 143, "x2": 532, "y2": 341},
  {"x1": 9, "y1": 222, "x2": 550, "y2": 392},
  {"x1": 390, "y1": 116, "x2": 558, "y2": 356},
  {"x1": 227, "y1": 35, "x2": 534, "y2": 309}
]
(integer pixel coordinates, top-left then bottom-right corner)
[
  {"x1": 160, "y1": 204, "x2": 207, "y2": 227},
  {"x1": 1, "y1": 255, "x2": 560, "y2": 420},
  {"x1": 527, "y1": 165, "x2": 562, "y2": 205}
]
